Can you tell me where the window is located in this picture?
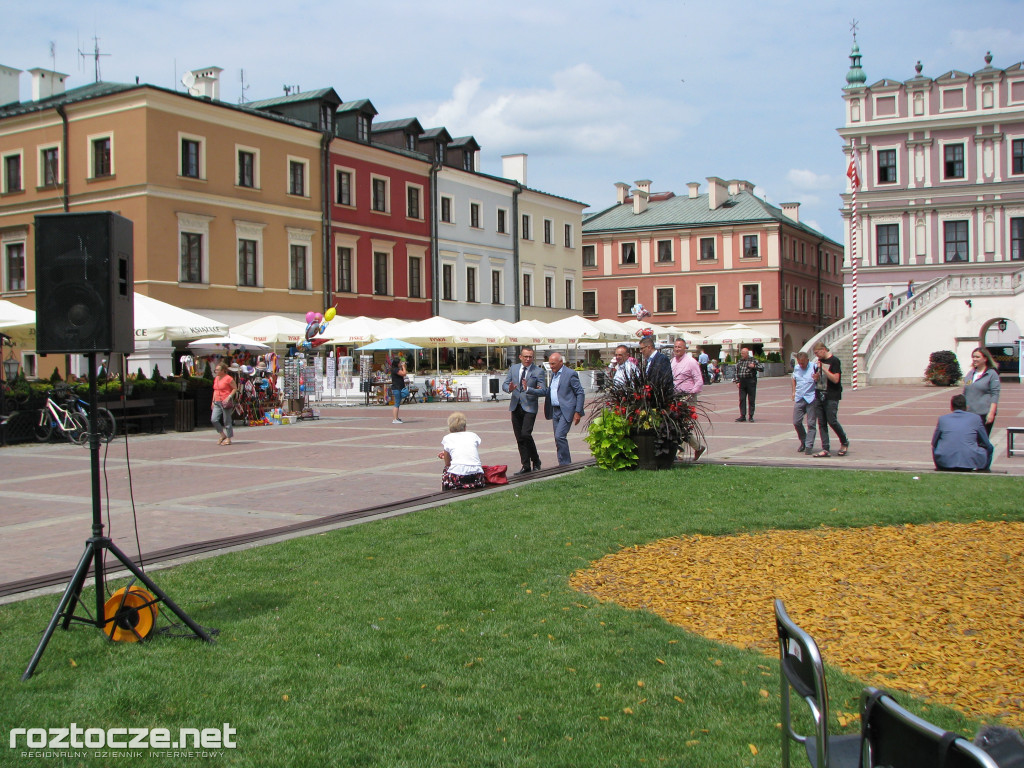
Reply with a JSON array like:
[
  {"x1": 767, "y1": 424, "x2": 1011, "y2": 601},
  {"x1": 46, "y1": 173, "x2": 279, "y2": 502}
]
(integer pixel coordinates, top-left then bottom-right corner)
[
  {"x1": 371, "y1": 177, "x2": 388, "y2": 212},
  {"x1": 238, "y1": 239, "x2": 258, "y2": 287},
  {"x1": 180, "y1": 138, "x2": 200, "y2": 179},
  {"x1": 800, "y1": 243, "x2": 806, "y2": 263},
  {"x1": 180, "y1": 233, "x2": 203, "y2": 283},
  {"x1": 357, "y1": 114, "x2": 370, "y2": 143},
  {"x1": 409, "y1": 256, "x2": 422, "y2": 298},
  {"x1": 289, "y1": 159, "x2": 307, "y2": 196},
  {"x1": 742, "y1": 284, "x2": 761, "y2": 309},
  {"x1": 699, "y1": 285, "x2": 717, "y2": 311},
  {"x1": 470, "y1": 202, "x2": 481, "y2": 228},
  {"x1": 491, "y1": 270, "x2": 501, "y2": 304},
  {"x1": 522, "y1": 274, "x2": 532, "y2": 306},
  {"x1": 336, "y1": 169, "x2": 353, "y2": 205},
  {"x1": 467, "y1": 266, "x2": 477, "y2": 302},
  {"x1": 373, "y1": 252, "x2": 389, "y2": 295},
  {"x1": 41, "y1": 146, "x2": 60, "y2": 186},
  {"x1": 699, "y1": 237, "x2": 715, "y2": 260},
  {"x1": 521, "y1": 214, "x2": 531, "y2": 241},
  {"x1": 877, "y1": 149, "x2": 897, "y2": 183},
  {"x1": 436, "y1": 144, "x2": 446, "y2": 165},
  {"x1": 565, "y1": 278, "x2": 573, "y2": 310},
  {"x1": 1011, "y1": 218, "x2": 1024, "y2": 260},
  {"x1": 497, "y1": 208, "x2": 508, "y2": 234},
  {"x1": 656, "y1": 287, "x2": 674, "y2": 313},
  {"x1": 91, "y1": 137, "x2": 111, "y2": 177},
  {"x1": 405, "y1": 133, "x2": 416, "y2": 152},
  {"x1": 463, "y1": 152, "x2": 473, "y2": 172},
  {"x1": 442, "y1": 264, "x2": 453, "y2": 301},
  {"x1": 543, "y1": 219, "x2": 553, "y2": 244},
  {"x1": 337, "y1": 247, "x2": 352, "y2": 292},
  {"x1": 944, "y1": 144, "x2": 964, "y2": 179},
  {"x1": 582, "y1": 291, "x2": 597, "y2": 316},
  {"x1": 290, "y1": 245, "x2": 308, "y2": 291},
  {"x1": 2, "y1": 153, "x2": 21, "y2": 193},
  {"x1": 564, "y1": 224, "x2": 573, "y2": 248},
  {"x1": 742, "y1": 235, "x2": 759, "y2": 258},
  {"x1": 582, "y1": 245, "x2": 596, "y2": 267},
  {"x1": 620, "y1": 243, "x2": 636, "y2": 264},
  {"x1": 656, "y1": 240, "x2": 673, "y2": 262},
  {"x1": 876, "y1": 224, "x2": 900, "y2": 265},
  {"x1": 407, "y1": 186, "x2": 421, "y2": 219},
  {"x1": 238, "y1": 150, "x2": 255, "y2": 188},
  {"x1": 4, "y1": 242, "x2": 26, "y2": 292},
  {"x1": 544, "y1": 275, "x2": 553, "y2": 308},
  {"x1": 1013, "y1": 139, "x2": 1024, "y2": 175},
  {"x1": 619, "y1": 289, "x2": 636, "y2": 315},
  {"x1": 943, "y1": 221, "x2": 969, "y2": 262},
  {"x1": 440, "y1": 196, "x2": 453, "y2": 223}
]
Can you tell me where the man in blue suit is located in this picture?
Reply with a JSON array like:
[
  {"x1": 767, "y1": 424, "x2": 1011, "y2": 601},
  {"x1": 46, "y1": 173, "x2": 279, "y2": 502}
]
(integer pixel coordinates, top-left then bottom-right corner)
[
  {"x1": 537, "y1": 352, "x2": 586, "y2": 466},
  {"x1": 638, "y1": 335, "x2": 673, "y2": 399},
  {"x1": 932, "y1": 394, "x2": 993, "y2": 471},
  {"x1": 502, "y1": 347, "x2": 545, "y2": 475}
]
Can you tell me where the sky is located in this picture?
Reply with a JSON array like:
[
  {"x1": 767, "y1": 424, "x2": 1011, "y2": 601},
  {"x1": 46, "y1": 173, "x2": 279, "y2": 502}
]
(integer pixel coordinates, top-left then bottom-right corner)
[{"x1": 5, "y1": 0, "x2": 1024, "y2": 242}]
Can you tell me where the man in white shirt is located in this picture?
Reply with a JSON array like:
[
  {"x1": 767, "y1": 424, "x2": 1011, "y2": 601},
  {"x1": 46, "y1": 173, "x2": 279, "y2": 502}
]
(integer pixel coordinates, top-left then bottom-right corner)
[
  {"x1": 609, "y1": 345, "x2": 638, "y2": 386},
  {"x1": 791, "y1": 351, "x2": 817, "y2": 453}
]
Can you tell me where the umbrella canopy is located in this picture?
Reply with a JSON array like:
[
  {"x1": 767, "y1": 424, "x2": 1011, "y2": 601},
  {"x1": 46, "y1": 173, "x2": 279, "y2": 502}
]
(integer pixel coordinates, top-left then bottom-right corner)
[
  {"x1": 393, "y1": 315, "x2": 473, "y2": 346},
  {"x1": 546, "y1": 315, "x2": 629, "y2": 343},
  {"x1": 323, "y1": 315, "x2": 395, "y2": 344},
  {"x1": 704, "y1": 323, "x2": 776, "y2": 345},
  {"x1": 0, "y1": 300, "x2": 35, "y2": 329},
  {"x1": 461, "y1": 318, "x2": 513, "y2": 345},
  {"x1": 355, "y1": 338, "x2": 424, "y2": 351},
  {"x1": 230, "y1": 314, "x2": 310, "y2": 345},
  {"x1": 187, "y1": 333, "x2": 270, "y2": 354},
  {"x1": 134, "y1": 294, "x2": 228, "y2": 341}
]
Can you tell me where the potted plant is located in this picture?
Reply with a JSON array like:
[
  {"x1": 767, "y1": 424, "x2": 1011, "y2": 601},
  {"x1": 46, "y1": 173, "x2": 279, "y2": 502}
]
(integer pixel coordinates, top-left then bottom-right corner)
[{"x1": 924, "y1": 350, "x2": 962, "y2": 386}]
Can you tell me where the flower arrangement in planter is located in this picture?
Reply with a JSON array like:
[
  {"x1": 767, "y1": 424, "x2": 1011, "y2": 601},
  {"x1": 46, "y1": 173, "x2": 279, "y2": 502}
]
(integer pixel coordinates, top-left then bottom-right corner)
[
  {"x1": 584, "y1": 359, "x2": 708, "y2": 470},
  {"x1": 924, "y1": 350, "x2": 963, "y2": 386}
]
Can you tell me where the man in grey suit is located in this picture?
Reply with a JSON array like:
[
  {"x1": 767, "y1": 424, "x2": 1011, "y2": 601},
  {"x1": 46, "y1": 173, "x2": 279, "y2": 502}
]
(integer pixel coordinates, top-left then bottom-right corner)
[
  {"x1": 932, "y1": 394, "x2": 993, "y2": 471},
  {"x1": 502, "y1": 347, "x2": 545, "y2": 475},
  {"x1": 537, "y1": 352, "x2": 586, "y2": 466}
]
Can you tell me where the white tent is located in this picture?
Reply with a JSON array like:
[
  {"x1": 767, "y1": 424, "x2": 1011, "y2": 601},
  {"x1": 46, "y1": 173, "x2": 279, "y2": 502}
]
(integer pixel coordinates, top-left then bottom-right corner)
[
  {"x1": 393, "y1": 315, "x2": 472, "y2": 346},
  {"x1": 134, "y1": 294, "x2": 227, "y2": 342},
  {"x1": 0, "y1": 300, "x2": 34, "y2": 329},
  {"x1": 322, "y1": 315, "x2": 394, "y2": 345},
  {"x1": 703, "y1": 323, "x2": 776, "y2": 345},
  {"x1": 187, "y1": 333, "x2": 271, "y2": 354},
  {"x1": 230, "y1": 314, "x2": 310, "y2": 346}
]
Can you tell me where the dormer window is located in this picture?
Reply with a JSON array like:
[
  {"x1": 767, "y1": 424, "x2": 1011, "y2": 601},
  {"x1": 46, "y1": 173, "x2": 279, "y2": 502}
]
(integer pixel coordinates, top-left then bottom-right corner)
[
  {"x1": 436, "y1": 144, "x2": 445, "y2": 164},
  {"x1": 406, "y1": 133, "x2": 416, "y2": 152},
  {"x1": 357, "y1": 115, "x2": 369, "y2": 143},
  {"x1": 463, "y1": 153, "x2": 473, "y2": 172}
]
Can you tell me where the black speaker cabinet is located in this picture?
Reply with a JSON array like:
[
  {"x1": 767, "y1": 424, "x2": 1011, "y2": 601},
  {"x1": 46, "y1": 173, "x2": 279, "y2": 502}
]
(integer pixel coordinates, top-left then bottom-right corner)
[{"x1": 34, "y1": 212, "x2": 134, "y2": 355}]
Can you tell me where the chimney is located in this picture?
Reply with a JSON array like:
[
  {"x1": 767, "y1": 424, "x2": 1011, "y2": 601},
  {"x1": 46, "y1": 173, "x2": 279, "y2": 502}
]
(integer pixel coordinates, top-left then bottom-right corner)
[
  {"x1": 635, "y1": 179, "x2": 652, "y2": 195},
  {"x1": 502, "y1": 153, "x2": 527, "y2": 185},
  {"x1": 706, "y1": 176, "x2": 728, "y2": 210},
  {"x1": 0, "y1": 65, "x2": 21, "y2": 106},
  {"x1": 190, "y1": 67, "x2": 223, "y2": 100},
  {"x1": 781, "y1": 202, "x2": 801, "y2": 222},
  {"x1": 615, "y1": 182, "x2": 631, "y2": 204},
  {"x1": 728, "y1": 179, "x2": 754, "y2": 195},
  {"x1": 632, "y1": 189, "x2": 649, "y2": 215},
  {"x1": 29, "y1": 67, "x2": 68, "y2": 101},
  {"x1": 687, "y1": 182, "x2": 700, "y2": 199}
]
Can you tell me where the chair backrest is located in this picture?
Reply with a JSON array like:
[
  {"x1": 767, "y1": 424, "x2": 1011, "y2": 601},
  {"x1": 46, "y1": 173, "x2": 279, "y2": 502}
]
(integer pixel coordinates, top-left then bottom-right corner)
[
  {"x1": 861, "y1": 688, "x2": 1000, "y2": 768},
  {"x1": 775, "y1": 599, "x2": 832, "y2": 768}
]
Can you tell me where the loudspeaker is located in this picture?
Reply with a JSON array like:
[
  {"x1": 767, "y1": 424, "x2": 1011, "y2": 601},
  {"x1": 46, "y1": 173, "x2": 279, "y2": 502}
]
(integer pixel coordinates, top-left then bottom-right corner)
[{"x1": 34, "y1": 212, "x2": 134, "y2": 355}]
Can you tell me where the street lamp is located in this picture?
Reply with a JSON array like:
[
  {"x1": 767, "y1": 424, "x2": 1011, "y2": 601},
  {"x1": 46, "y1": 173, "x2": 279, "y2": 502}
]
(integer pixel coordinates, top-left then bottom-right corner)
[{"x1": 997, "y1": 319, "x2": 1008, "y2": 333}]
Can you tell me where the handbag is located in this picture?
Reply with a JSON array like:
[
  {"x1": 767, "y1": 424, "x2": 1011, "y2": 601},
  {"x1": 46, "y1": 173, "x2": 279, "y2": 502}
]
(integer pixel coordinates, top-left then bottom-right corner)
[{"x1": 482, "y1": 465, "x2": 508, "y2": 485}]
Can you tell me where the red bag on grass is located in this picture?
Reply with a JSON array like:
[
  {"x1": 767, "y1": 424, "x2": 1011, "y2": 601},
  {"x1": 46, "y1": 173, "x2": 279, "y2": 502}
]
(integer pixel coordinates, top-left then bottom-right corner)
[{"x1": 482, "y1": 465, "x2": 508, "y2": 485}]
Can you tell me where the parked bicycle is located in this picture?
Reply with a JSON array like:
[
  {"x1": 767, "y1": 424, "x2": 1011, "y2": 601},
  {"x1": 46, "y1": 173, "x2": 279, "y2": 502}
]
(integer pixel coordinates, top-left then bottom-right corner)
[{"x1": 35, "y1": 389, "x2": 116, "y2": 444}]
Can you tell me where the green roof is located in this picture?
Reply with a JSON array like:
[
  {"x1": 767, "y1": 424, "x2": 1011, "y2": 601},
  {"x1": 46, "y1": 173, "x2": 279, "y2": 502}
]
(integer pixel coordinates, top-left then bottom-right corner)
[{"x1": 245, "y1": 87, "x2": 340, "y2": 109}]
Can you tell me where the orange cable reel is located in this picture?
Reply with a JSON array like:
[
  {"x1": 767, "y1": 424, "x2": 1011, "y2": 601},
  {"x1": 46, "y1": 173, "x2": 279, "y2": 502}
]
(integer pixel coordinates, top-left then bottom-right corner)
[{"x1": 103, "y1": 585, "x2": 159, "y2": 643}]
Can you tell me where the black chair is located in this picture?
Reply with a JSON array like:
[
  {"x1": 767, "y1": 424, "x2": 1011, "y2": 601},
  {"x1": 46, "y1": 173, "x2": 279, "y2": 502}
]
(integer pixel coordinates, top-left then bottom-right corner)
[
  {"x1": 775, "y1": 599, "x2": 860, "y2": 768},
  {"x1": 861, "y1": 687, "x2": 1000, "y2": 768}
]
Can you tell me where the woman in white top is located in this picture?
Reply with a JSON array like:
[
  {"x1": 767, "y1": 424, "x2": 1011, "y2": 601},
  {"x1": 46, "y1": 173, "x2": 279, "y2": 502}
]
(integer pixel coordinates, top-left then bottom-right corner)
[{"x1": 439, "y1": 411, "x2": 485, "y2": 490}]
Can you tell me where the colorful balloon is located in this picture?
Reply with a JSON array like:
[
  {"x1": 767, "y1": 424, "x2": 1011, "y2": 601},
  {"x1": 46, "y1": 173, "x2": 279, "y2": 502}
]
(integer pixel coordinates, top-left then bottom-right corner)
[
  {"x1": 305, "y1": 322, "x2": 318, "y2": 340},
  {"x1": 324, "y1": 307, "x2": 336, "y2": 322},
  {"x1": 314, "y1": 312, "x2": 323, "y2": 323},
  {"x1": 305, "y1": 311, "x2": 317, "y2": 323}
]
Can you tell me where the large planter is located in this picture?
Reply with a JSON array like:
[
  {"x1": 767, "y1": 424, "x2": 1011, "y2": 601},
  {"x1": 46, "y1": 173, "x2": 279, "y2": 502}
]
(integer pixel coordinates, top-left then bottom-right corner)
[{"x1": 631, "y1": 430, "x2": 677, "y2": 470}]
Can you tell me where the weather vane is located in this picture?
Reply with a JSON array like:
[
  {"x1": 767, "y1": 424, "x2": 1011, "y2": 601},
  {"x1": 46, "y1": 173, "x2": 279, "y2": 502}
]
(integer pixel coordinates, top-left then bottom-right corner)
[{"x1": 850, "y1": 18, "x2": 859, "y2": 43}]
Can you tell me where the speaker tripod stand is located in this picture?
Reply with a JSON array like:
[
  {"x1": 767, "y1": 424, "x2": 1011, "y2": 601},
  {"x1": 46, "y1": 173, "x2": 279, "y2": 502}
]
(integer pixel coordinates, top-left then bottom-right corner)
[{"x1": 23, "y1": 353, "x2": 213, "y2": 680}]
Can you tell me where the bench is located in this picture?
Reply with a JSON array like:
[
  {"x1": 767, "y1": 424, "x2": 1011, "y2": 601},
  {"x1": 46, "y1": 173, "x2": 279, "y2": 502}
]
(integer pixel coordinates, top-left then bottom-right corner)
[
  {"x1": 1007, "y1": 427, "x2": 1024, "y2": 458},
  {"x1": 101, "y1": 399, "x2": 167, "y2": 434}
]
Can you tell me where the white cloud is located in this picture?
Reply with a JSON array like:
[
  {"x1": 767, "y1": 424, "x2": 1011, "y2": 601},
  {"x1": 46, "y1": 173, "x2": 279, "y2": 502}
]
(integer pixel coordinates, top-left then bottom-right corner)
[{"x1": 786, "y1": 168, "x2": 835, "y2": 190}]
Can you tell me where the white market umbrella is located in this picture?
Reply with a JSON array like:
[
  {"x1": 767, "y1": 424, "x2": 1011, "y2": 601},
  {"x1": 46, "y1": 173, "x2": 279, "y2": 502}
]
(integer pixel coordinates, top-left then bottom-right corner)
[
  {"x1": 393, "y1": 316, "x2": 473, "y2": 372},
  {"x1": 134, "y1": 294, "x2": 227, "y2": 342},
  {"x1": 323, "y1": 315, "x2": 395, "y2": 345},
  {"x1": 546, "y1": 315, "x2": 629, "y2": 343},
  {"x1": 187, "y1": 333, "x2": 270, "y2": 354},
  {"x1": 355, "y1": 338, "x2": 424, "y2": 352},
  {"x1": 0, "y1": 300, "x2": 35, "y2": 329},
  {"x1": 230, "y1": 314, "x2": 310, "y2": 346},
  {"x1": 704, "y1": 323, "x2": 776, "y2": 345}
]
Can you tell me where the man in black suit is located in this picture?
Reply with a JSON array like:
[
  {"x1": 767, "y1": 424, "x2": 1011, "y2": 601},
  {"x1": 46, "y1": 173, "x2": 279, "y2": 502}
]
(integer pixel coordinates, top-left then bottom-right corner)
[
  {"x1": 638, "y1": 336, "x2": 673, "y2": 398},
  {"x1": 501, "y1": 347, "x2": 545, "y2": 475}
]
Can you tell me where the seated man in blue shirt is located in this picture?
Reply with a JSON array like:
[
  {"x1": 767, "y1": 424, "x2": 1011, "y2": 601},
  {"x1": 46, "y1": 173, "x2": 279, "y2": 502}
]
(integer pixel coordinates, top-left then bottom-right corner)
[{"x1": 931, "y1": 394, "x2": 993, "y2": 471}]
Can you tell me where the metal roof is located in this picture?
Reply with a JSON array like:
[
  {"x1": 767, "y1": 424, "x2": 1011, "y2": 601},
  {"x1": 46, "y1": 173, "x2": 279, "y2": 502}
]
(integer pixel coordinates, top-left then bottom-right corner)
[{"x1": 245, "y1": 87, "x2": 340, "y2": 109}]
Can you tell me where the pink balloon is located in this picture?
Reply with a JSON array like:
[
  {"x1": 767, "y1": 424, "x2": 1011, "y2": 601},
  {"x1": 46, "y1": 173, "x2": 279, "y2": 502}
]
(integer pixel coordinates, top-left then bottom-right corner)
[
  {"x1": 305, "y1": 311, "x2": 317, "y2": 323},
  {"x1": 314, "y1": 312, "x2": 323, "y2": 322}
]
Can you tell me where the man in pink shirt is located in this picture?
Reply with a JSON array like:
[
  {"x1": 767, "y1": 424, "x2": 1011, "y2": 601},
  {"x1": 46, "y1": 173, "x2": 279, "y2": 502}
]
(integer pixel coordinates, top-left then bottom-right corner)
[{"x1": 670, "y1": 339, "x2": 706, "y2": 461}]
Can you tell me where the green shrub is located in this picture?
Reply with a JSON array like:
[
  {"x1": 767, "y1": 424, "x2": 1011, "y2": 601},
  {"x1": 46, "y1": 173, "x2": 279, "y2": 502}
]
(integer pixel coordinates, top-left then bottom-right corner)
[
  {"x1": 49, "y1": 367, "x2": 62, "y2": 385},
  {"x1": 584, "y1": 408, "x2": 638, "y2": 470}
]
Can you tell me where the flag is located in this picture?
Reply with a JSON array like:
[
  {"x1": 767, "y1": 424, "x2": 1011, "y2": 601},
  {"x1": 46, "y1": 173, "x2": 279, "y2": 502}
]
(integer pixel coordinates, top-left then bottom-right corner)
[{"x1": 846, "y1": 152, "x2": 861, "y2": 189}]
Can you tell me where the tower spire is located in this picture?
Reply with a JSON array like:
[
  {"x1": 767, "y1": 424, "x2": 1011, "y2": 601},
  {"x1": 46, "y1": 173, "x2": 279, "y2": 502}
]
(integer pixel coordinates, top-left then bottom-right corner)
[{"x1": 845, "y1": 19, "x2": 866, "y2": 89}]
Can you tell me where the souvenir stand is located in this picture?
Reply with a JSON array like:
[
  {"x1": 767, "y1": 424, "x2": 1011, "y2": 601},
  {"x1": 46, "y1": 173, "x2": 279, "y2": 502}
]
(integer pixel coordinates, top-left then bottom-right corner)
[{"x1": 281, "y1": 355, "x2": 320, "y2": 421}]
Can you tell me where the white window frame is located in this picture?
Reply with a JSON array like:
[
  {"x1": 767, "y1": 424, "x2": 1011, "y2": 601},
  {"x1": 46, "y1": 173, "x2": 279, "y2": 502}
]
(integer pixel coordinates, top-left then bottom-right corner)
[
  {"x1": 235, "y1": 144, "x2": 261, "y2": 190},
  {"x1": 564, "y1": 223, "x2": 573, "y2": 248},
  {"x1": 697, "y1": 283, "x2": 718, "y2": 312},
  {"x1": 177, "y1": 132, "x2": 205, "y2": 180},
  {"x1": 335, "y1": 166, "x2": 356, "y2": 207},
  {"x1": 741, "y1": 234, "x2": 760, "y2": 259},
  {"x1": 521, "y1": 213, "x2": 533, "y2": 241},
  {"x1": 522, "y1": 270, "x2": 533, "y2": 306},
  {"x1": 620, "y1": 241, "x2": 638, "y2": 265},
  {"x1": 656, "y1": 239, "x2": 674, "y2": 263},
  {"x1": 582, "y1": 289, "x2": 597, "y2": 316},
  {"x1": 1, "y1": 230, "x2": 28, "y2": 294},
  {"x1": 564, "y1": 276, "x2": 574, "y2": 310},
  {"x1": 740, "y1": 281, "x2": 762, "y2": 311},
  {"x1": 37, "y1": 142, "x2": 62, "y2": 187},
  {"x1": 335, "y1": 233, "x2": 359, "y2": 294},
  {"x1": 543, "y1": 218, "x2": 554, "y2": 245},
  {"x1": 939, "y1": 85, "x2": 967, "y2": 113},
  {"x1": 699, "y1": 237, "x2": 716, "y2": 261},
  {"x1": 654, "y1": 285, "x2": 675, "y2": 314},
  {"x1": 287, "y1": 155, "x2": 310, "y2": 198},
  {"x1": 490, "y1": 268, "x2": 502, "y2": 305},
  {"x1": 1, "y1": 149, "x2": 23, "y2": 194},
  {"x1": 618, "y1": 287, "x2": 638, "y2": 316},
  {"x1": 235, "y1": 220, "x2": 266, "y2": 290},
  {"x1": 177, "y1": 213, "x2": 212, "y2": 286},
  {"x1": 287, "y1": 227, "x2": 315, "y2": 293},
  {"x1": 544, "y1": 272, "x2": 554, "y2": 308},
  {"x1": 1008, "y1": 135, "x2": 1024, "y2": 177},
  {"x1": 406, "y1": 182, "x2": 424, "y2": 220},
  {"x1": 582, "y1": 244, "x2": 596, "y2": 267},
  {"x1": 874, "y1": 145, "x2": 899, "y2": 185},
  {"x1": 86, "y1": 132, "x2": 114, "y2": 179},
  {"x1": 466, "y1": 264, "x2": 478, "y2": 302},
  {"x1": 441, "y1": 261, "x2": 455, "y2": 302},
  {"x1": 407, "y1": 250, "x2": 424, "y2": 299}
]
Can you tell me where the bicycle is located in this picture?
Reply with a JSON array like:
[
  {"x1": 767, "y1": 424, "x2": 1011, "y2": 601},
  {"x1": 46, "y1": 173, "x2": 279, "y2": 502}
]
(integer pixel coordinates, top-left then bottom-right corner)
[
  {"x1": 66, "y1": 392, "x2": 117, "y2": 443},
  {"x1": 35, "y1": 391, "x2": 89, "y2": 444}
]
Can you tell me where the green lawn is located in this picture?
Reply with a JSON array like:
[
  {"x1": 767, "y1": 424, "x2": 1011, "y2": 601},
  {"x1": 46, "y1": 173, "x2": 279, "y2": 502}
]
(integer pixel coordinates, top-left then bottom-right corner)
[{"x1": 2, "y1": 466, "x2": 1020, "y2": 767}]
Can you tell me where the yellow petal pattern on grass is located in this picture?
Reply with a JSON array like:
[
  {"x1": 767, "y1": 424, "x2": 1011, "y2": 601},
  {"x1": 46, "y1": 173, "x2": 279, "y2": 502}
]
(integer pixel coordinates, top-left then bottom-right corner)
[{"x1": 570, "y1": 521, "x2": 1024, "y2": 726}]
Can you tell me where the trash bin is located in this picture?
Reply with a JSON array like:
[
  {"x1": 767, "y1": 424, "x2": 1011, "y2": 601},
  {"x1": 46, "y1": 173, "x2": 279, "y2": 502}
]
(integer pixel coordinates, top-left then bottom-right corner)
[{"x1": 175, "y1": 399, "x2": 195, "y2": 432}]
